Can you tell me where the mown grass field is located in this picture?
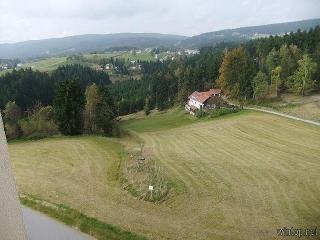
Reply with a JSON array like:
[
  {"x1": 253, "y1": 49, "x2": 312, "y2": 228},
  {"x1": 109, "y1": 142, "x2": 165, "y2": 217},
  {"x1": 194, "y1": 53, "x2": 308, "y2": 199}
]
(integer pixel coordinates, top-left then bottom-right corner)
[
  {"x1": 9, "y1": 110, "x2": 320, "y2": 239},
  {"x1": 21, "y1": 57, "x2": 68, "y2": 71},
  {"x1": 121, "y1": 108, "x2": 242, "y2": 132},
  {"x1": 121, "y1": 108, "x2": 202, "y2": 132},
  {"x1": 82, "y1": 52, "x2": 160, "y2": 62},
  {"x1": 19, "y1": 51, "x2": 166, "y2": 72},
  {"x1": 253, "y1": 93, "x2": 320, "y2": 123},
  {"x1": 0, "y1": 69, "x2": 13, "y2": 76},
  {"x1": 275, "y1": 94, "x2": 320, "y2": 122}
]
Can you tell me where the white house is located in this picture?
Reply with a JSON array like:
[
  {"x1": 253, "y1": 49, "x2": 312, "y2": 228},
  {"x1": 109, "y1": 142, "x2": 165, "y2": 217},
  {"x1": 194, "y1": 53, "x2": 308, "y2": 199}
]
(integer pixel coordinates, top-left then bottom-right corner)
[
  {"x1": 130, "y1": 66, "x2": 137, "y2": 70},
  {"x1": 105, "y1": 63, "x2": 113, "y2": 70},
  {"x1": 185, "y1": 89, "x2": 222, "y2": 115}
]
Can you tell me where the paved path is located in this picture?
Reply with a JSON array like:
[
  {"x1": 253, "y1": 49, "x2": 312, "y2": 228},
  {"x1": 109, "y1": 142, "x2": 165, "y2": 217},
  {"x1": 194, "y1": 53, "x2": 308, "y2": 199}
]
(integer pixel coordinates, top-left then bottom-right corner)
[
  {"x1": 244, "y1": 107, "x2": 320, "y2": 126},
  {"x1": 22, "y1": 207, "x2": 94, "y2": 240}
]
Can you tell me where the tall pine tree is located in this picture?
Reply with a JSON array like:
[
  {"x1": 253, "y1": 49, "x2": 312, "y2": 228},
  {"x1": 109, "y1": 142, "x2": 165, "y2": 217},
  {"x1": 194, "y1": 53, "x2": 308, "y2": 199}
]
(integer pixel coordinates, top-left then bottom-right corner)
[{"x1": 53, "y1": 79, "x2": 85, "y2": 135}]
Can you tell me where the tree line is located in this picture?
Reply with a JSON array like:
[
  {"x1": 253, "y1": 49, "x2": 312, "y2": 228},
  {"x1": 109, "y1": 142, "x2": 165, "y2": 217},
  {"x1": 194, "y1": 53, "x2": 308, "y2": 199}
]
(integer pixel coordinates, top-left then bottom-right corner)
[
  {"x1": 1, "y1": 26, "x2": 320, "y2": 137},
  {"x1": 0, "y1": 65, "x2": 117, "y2": 139},
  {"x1": 108, "y1": 26, "x2": 320, "y2": 114}
]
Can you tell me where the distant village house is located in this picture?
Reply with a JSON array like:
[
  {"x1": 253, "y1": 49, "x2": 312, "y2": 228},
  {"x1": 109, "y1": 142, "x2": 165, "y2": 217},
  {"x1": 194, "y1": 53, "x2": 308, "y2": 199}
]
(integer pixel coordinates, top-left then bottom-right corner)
[{"x1": 105, "y1": 63, "x2": 112, "y2": 70}]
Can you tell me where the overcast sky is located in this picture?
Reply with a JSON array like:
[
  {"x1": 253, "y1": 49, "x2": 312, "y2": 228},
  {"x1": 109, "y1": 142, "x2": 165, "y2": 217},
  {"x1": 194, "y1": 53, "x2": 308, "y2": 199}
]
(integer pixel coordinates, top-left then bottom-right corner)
[{"x1": 0, "y1": 0, "x2": 319, "y2": 43}]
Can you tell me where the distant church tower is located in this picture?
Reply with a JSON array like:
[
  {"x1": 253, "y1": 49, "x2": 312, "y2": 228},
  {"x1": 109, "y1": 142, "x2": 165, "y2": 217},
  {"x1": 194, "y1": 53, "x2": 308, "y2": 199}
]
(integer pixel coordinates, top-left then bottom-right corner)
[{"x1": 0, "y1": 113, "x2": 28, "y2": 240}]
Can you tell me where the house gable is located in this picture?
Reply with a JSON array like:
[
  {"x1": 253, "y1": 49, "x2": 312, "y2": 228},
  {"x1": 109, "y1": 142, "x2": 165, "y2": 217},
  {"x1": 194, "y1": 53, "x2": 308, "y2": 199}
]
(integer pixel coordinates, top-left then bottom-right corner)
[{"x1": 186, "y1": 88, "x2": 223, "y2": 114}]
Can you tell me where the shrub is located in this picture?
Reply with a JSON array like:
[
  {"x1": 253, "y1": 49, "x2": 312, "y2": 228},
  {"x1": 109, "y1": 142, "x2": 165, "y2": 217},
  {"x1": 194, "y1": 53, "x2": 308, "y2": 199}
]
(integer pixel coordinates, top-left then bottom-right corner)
[
  {"x1": 208, "y1": 108, "x2": 239, "y2": 119},
  {"x1": 25, "y1": 132, "x2": 52, "y2": 140},
  {"x1": 196, "y1": 109, "x2": 206, "y2": 118},
  {"x1": 3, "y1": 101, "x2": 22, "y2": 139},
  {"x1": 20, "y1": 105, "x2": 58, "y2": 138},
  {"x1": 19, "y1": 119, "x2": 36, "y2": 136},
  {"x1": 4, "y1": 122, "x2": 21, "y2": 140}
]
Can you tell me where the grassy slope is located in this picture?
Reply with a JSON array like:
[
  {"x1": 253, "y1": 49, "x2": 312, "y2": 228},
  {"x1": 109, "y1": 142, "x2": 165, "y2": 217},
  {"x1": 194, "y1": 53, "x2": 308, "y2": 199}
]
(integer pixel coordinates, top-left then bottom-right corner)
[
  {"x1": 275, "y1": 94, "x2": 320, "y2": 122},
  {"x1": 10, "y1": 110, "x2": 320, "y2": 239},
  {"x1": 20, "y1": 52, "x2": 163, "y2": 72},
  {"x1": 121, "y1": 108, "x2": 242, "y2": 132},
  {"x1": 83, "y1": 52, "x2": 156, "y2": 62},
  {"x1": 137, "y1": 110, "x2": 320, "y2": 239},
  {"x1": 10, "y1": 136, "x2": 146, "y2": 240},
  {"x1": 83, "y1": 53, "x2": 121, "y2": 61},
  {"x1": 22, "y1": 57, "x2": 68, "y2": 71},
  {"x1": 253, "y1": 93, "x2": 320, "y2": 122},
  {"x1": 21, "y1": 194, "x2": 145, "y2": 240},
  {"x1": 121, "y1": 108, "x2": 201, "y2": 132},
  {"x1": 0, "y1": 69, "x2": 12, "y2": 76}
]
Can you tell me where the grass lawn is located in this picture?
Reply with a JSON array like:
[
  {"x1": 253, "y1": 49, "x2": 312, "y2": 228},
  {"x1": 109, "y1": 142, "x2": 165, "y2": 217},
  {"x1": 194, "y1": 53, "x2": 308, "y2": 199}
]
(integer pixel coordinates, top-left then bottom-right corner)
[
  {"x1": 275, "y1": 93, "x2": 320, "y2": 122},
  {"x1": 21, "y1": 57, "x2": 68, "y2": 71},
  {"x1": 83, "y1": 53, "x2": 121, "y2": 60},
  {"x1": 21, "y1": 193, "x2": 145, "y2": 240},
  {"x1": 119, "y1": 52, "x2": 158, "y2": 62},
  {"x1": 9, "y1": 111, "x2": 320, "y2": 239},
  {"x1": 121, "y1": 107, "x2": 242, "y2": 132},
  {"x1": 0, "y1": 69, "x2": 13, "y2": 76},
  {"x1": 252, "y1": 93, "x2": 320, "y2": 123},
  {"x1": 20, "y1": 51, "x2": 165, "y2": 72},
  {"x1": 84, "y1": 51, "x2": 164, "y2": 62},
  {"x1": 121, "y1": 108, "x2": 201, "y2": 132}
]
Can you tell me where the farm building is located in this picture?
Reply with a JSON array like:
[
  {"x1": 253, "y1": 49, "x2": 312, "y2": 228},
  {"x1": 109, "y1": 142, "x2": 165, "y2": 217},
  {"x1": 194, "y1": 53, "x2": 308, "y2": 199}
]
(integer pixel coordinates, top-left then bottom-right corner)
[{"x1": 185, "y1": 89, "x2": 226, "y2": 115}]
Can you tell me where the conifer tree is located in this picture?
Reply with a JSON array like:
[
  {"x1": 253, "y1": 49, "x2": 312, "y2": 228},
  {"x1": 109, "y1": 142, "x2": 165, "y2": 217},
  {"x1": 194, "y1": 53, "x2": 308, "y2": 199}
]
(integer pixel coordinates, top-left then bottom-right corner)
[{"x1": 53, "y1": 79, "x2": 85, "y2": 135}]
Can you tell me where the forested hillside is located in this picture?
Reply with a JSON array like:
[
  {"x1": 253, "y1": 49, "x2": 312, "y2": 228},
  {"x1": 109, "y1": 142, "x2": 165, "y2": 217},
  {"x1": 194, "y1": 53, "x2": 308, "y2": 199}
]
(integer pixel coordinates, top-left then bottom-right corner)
[
  {"x1": 0, "y1": 33, "x2": 187, "y2": 59},
  {"x1": 1, "y1": 19, "x2": 319, "y2": 60},
  {"x1": 110, "y1": 25, "x2": 320, "y2": 115},
  {"x1": 0, "y1": 65, "x2": 116, "y2": 139},
  {"x1": 179, "y1": 18, "x2": 320, "y2": 48},
  {"x1": 0, "y1": 65, "x2": 110, "y2": 110},
  {"x1": 1, "y1": 25, "x2": 320, "y2": 138}
]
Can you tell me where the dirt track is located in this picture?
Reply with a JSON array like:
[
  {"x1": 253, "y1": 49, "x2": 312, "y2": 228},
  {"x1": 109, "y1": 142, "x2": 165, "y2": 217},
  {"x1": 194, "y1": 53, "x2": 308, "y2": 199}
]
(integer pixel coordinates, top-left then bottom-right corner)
[{"x1": 245, "y1": 107, "x2": 320, "y2": 126}]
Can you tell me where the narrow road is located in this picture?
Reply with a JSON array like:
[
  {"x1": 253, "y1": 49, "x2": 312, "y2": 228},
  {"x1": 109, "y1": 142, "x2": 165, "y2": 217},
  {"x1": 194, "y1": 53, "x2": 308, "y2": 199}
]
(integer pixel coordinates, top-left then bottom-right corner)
[
  {"x1": 22, "y1": 207, "x2": 94, "y2": 240},
  {"x1": 244, "y1": 107, "x2": 320, "y2": 126}
]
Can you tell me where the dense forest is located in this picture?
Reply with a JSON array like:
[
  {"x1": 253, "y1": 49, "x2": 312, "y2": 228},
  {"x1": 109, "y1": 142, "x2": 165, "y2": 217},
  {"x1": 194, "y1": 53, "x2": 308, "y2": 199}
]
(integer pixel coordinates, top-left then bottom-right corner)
[
  {"x1": 0, "y1": 64, "x2": 111, "y2": 110},
  {"x1": 1, "y1": 26, "x2": 320, "y2": 138},
  {"x1": 111, "y1": 26, "x2": 320, "y2": 115},
  {"x1": 0, "y1": 65, "x2": 115, "y2": 139}
]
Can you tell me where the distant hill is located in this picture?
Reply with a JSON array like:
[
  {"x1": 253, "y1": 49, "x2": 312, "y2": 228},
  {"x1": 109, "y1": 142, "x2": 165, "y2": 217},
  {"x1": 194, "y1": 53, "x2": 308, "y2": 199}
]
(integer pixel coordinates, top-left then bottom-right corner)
[
  {"x1": 179, "y1": 18, "x2": 320, "y2": 49},
  {"x1": 1, "y1": 18, "x2": 320, "y2": 59},
  {"x1": 0, "y1": 33, "x2": 187, "y2": 59}
]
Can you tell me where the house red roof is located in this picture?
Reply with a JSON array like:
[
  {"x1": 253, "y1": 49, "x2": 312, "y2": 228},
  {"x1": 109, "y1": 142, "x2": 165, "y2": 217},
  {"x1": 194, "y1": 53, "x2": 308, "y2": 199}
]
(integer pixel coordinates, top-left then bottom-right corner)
[
  {"x1": 208, "y1": 89, "x2": 222, "y2": 95},
  {"x1": 189, "y1": 89, "x2": 222, "y2": 103}
]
